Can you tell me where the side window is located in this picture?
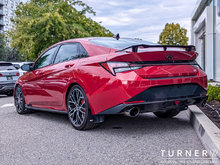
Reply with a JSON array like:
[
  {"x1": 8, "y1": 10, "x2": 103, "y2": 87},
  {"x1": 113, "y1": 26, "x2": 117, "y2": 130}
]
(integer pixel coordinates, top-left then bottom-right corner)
[
  {"x1": 34, "y1": 46, "x2": 57, "y2": 70},
  {"x1": 78, "y1": 44, "x2": 88, "y2": 58},
  {"x1": 54, "y1": 44, "x2": 78, "y2": 64}
]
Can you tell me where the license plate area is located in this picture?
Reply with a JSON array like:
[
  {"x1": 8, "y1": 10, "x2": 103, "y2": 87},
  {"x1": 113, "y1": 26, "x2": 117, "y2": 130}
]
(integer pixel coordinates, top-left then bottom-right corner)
[{"x1": 7, "y1": 76, "x2": 13, "y2": 80}]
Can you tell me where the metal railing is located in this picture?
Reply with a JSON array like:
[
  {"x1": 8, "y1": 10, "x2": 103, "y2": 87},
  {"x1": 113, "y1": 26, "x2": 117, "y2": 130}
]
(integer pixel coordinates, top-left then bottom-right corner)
[
  {"x1": 0, "y1": 9, "x2": 4, "y2": 15},
  {"x1": 0, "y1": 19, "x2": 4, "y2": 25}
]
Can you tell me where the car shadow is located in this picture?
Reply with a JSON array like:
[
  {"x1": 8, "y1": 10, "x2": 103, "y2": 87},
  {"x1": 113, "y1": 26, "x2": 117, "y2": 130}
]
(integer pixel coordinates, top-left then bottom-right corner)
[
  {"x1": 95, "y1": 113, "x2": 190, "y2": 134},
  {"x1": 28, "y1": 110, "x2": 190, "y2": 135}
]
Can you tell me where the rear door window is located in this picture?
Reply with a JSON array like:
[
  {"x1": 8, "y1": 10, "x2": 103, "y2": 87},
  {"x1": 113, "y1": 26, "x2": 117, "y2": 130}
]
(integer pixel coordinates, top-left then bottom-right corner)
[
  {"x1": 0, "y1": 63, "x2": 16, "y2": 70},
  {"x1": 78, "y1": 44, "x2": 88, "y2": 58},
  {"x1": 54, "y1": 43, "x2": 79, "y2": 64}
]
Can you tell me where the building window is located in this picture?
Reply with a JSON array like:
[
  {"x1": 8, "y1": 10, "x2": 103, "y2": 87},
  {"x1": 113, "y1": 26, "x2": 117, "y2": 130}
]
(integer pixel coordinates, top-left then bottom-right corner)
[
  {"x1": 10, "y1": 10, "x2": 14, "y2": 16},
  {"x1": 5, "y1": 17, "x2": 8, "y2": 23},
  {"x1": 4, "y1": 8, "x2": 8, "y2": 14},
  {"x1": 218, "y1": 0, "x2": 220, "y2": 16},
  {"x1": 10, "y1": 0, "x2": 13, "y2": 6}
]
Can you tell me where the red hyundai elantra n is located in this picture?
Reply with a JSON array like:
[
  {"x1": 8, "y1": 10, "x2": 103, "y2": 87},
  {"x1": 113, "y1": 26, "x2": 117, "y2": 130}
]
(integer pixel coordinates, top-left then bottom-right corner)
[{"x1": 14, "y1": 37, "x2": 207, "y2": 130}]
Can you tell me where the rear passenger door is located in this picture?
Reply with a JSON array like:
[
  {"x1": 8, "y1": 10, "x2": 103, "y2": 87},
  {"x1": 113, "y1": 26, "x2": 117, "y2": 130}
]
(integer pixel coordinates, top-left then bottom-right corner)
[{"x1": 41, "y1": 43, "x2": 86, "y2": 110}]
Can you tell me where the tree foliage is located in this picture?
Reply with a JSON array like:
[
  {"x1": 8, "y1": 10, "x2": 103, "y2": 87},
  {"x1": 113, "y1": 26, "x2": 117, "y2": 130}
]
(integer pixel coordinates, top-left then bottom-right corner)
[
  {"x1": 0, "y1": 34, "x2": 22, "y2": 61},
  {"x1": 158, "y1": 23, "x2": 188, "y2": 46},
  {"x1": 0, "y1": 34, "x2": 6, "y2": 58},
  {"x1": 10, "y1": 0, "x2": 113, "y2": 60}
]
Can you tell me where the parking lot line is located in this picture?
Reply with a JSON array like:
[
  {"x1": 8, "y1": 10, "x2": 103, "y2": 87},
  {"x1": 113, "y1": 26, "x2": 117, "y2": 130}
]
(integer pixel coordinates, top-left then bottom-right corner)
[{"x1": 0, "y1": 103, "x2": 14, "y2": 109}]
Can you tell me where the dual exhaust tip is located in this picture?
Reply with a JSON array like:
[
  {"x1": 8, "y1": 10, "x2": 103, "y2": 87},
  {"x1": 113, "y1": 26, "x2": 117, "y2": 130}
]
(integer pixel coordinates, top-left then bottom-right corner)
[{"x1": 123, "y1": 106, "x2": 140, "y2": 117}]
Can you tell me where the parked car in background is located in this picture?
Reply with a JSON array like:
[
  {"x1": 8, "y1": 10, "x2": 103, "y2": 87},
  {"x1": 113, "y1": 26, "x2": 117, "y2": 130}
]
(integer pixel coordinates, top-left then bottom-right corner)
[
  {"x1": 0, "y1": 61, "x2": 20, "y2": 96},
  {"x1": 12, "y1": 62, "x2": 34, "y2": 76},
  {"x1": 14, "y1": 37, "x2": 208, "y2": 130}
]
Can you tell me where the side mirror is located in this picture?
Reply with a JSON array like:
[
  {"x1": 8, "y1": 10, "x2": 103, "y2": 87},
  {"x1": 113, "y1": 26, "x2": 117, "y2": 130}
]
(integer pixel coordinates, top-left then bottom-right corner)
[
  {"x1": 21, "y1": 64, "x2": 32, "y2": 71},
  {"x1": 13, "y1": 64, "x2": 20, "y2": 70}
]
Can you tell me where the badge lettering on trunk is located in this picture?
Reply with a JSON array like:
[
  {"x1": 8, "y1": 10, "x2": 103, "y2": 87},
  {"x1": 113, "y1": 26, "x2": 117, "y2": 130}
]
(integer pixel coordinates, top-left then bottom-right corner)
[{"x1": 165, "y1": 54, "x2": 174, "y2": 61}]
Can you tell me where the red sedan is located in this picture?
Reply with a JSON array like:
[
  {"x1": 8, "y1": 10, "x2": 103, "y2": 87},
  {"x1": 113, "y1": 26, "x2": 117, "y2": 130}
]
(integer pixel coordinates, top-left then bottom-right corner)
[{"x1": 14, "y1": 37, "x2": 207, "y2": 130}]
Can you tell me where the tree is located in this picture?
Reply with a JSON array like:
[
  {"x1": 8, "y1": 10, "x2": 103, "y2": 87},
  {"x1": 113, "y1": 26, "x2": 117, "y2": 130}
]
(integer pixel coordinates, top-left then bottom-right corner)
[
  {"x1": 0, "y1": 34, "x2": 6, "y2": 59},
  {"x1": 158, "y1": 23, "x2": 188, "y2": 46},
  {"x1": 0, "y1": 34, "x2": 22, "y2": 61},
  {"x1": 10, "y1": 0, "x2": 113, "y2": 60}
]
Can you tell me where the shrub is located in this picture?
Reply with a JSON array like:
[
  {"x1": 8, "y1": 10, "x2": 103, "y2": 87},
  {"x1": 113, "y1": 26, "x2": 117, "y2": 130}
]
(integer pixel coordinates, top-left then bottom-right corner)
[{"x1": 207, "y1": 85, "x2": 220, "y2": 102}]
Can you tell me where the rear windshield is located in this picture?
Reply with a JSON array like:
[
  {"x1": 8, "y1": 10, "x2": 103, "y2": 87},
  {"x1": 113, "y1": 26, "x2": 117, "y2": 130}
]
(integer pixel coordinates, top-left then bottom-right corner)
[
  {"x1": 89, "y1": 38, "x2": 157, "y2": 50},
  {"x1": 0, "y1": 63, "x2": 16, "y2": 70}
]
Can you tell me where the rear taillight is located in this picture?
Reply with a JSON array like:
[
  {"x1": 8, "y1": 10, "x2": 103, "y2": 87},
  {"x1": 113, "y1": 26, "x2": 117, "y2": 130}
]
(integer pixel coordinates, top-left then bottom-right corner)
[
  {"x1": 0, "y1": 73, "x2": 2, "y2": 77},
  {"x1": 100, "y1": 62, "x2": 142, "y2": 75},
  {"x1": 16, "y1": 72, "x2": 20, "y2": 76}
]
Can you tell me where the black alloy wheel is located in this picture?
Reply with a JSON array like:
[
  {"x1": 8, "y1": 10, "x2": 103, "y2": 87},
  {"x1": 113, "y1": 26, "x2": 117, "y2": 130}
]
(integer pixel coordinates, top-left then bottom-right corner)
[
  {"x1": 67, "y1": 85, "x2": 98, "y2": 130},
  {"x1": 14, "y1": 86, "x2": 30, "y2": 114}
]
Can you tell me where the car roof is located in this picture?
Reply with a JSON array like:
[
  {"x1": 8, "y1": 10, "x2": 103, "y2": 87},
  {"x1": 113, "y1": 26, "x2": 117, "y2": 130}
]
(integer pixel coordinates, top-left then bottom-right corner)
[
  {"x1": 0, "y1": 61, "x2": 13, "y2": 64},
  {"x1": 51, "y1": 37, "x2": 154, "y2": 44},
  {"x1": 12, "y1": 62, "x2": 33, "y2": 64},
  {"x1": 43, "y1": 37, "x2": 156, "y2": 57}
]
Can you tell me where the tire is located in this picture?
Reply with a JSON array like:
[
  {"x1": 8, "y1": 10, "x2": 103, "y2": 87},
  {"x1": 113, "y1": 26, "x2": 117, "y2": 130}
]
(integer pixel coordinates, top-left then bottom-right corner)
[
  {"x1": 14, "y1": 86, "x2": 30, "y2": 114},
  {"x1": 153, "y1": 109, "x2": 180, "y2": 118},
  {"x1": 67, "y1": 85, "x2": 98, "y2": 130}
]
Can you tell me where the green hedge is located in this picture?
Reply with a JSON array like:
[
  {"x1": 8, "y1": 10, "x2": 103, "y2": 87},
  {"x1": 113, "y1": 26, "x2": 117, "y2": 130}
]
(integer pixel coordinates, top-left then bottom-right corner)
[{"x1": 207, "y1": 85, "x2": 220, "y2": 102}]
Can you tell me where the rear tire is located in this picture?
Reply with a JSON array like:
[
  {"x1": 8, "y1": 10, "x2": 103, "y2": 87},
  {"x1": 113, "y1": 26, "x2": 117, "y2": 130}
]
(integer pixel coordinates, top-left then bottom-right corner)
[
  {"x1": 67, "y1": 85, "x2": 98, "y2": 130},
  {"x1": 154, "y1": 109, "x2": 180, "y2": 118},
  {"x1": 14, "y1": 86, "x2": 31, "y2": 114}
]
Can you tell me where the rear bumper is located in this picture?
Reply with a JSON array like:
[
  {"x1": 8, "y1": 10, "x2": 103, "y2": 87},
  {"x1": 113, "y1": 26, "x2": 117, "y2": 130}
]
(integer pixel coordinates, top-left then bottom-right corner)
[
  {"x1": 98, "y1": 83, "x2": 207, "y2": 115},
  {"x1": 98, "y1": 95, "x2": 208, "y2": 115},
  {"x1": 0, "y1": 83, "x2": 15, "y2": 94}
]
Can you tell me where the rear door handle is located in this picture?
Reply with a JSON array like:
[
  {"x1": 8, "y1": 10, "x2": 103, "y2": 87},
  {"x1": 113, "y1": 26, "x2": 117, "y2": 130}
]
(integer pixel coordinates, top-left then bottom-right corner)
[{"x1": 65, "y1": 64, "x2": 74, "y2": 68}]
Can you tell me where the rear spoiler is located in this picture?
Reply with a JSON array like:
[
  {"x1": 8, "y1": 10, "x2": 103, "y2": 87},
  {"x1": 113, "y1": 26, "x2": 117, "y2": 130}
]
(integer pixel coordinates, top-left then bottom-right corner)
[{"x1": 116, "y1": 44, "x2": 196, "y2": 53}]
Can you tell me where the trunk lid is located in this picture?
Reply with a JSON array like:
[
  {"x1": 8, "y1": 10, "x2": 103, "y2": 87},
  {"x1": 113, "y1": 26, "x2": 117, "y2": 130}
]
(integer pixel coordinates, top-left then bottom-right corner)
[
  {"x1": 134, "y1": 65, "x2": 198, "y2": 79},
  {"x1": 0, "y1": 70, "x2": 19, "y2": 76},
  {"x1": 108, "y1": 48, "x2": 199, "y2": 79},
  {"x1": 108, "y1": 51, "x2": 197, "y2": 62}
]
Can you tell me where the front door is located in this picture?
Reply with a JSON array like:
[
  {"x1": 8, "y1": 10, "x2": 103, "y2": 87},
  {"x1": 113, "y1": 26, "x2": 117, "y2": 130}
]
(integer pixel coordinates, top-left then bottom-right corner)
[{"x1": 23, "y1": 46, "x2": 58, "y2": 107}]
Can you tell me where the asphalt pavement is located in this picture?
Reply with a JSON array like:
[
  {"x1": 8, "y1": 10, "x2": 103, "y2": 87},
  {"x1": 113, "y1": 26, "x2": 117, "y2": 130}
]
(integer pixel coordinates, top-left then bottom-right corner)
[{"x1": 0, "y1": 95, "x2": 210, "y2": 165}]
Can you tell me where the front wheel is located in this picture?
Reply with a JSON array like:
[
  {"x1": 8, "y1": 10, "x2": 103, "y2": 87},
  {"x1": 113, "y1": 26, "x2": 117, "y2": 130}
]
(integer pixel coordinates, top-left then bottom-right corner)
[
  {"x1": 14, "y1": 86, "x2": 30, "y2": 114},
  {"x1": 153, "y1": 109, "x2": 180, "y2": 118},
  {"x1": 67, "y1": 85, "x2": 98, "y2": 130}
]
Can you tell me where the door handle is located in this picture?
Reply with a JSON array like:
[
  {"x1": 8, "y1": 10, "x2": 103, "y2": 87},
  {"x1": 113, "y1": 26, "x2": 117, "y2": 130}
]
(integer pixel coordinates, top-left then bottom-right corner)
[
  {"x1": 65, "y1": 64, "x2": 74, "y2": 68},
  {"x1": 35, "y1": 71, "x2": 43, "y2": 75}
]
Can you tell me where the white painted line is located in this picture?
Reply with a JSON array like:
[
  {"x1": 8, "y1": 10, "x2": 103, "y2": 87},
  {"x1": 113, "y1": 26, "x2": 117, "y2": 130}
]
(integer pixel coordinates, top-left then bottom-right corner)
[{"x1": 0, "y1": 103, "x2": 14, "y2": 108}]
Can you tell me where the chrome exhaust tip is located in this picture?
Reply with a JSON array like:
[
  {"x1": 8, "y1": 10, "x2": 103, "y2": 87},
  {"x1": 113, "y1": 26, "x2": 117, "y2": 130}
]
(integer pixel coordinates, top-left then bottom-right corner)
[{"x1": 124, "y1": 107, "x2": 140, "y2": 117}]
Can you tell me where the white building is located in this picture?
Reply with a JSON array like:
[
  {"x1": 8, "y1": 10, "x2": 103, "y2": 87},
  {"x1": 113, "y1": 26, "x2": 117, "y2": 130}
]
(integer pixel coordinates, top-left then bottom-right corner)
[
  {"x1": 191, "y1": 0, "x2": 220, "y2": 81},
  {"x1": 0, "y1": 0, "x2": 21, "y2": 33},
  {"x1": 0, "y1": 0, "x2": 4, "y2": 33}
]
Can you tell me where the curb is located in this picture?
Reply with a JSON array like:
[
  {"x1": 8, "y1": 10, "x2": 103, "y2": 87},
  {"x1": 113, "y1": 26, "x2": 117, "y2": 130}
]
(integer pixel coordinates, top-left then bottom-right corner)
[{"x1": 187, "y1": 105, "x2": 220, "y2": 165}]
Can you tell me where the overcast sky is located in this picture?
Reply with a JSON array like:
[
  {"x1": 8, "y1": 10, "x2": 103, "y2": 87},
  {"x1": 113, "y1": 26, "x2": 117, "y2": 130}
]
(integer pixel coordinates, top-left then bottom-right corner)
[{"x1": 82, "y1": 0, "x2": 198, "y2": 43}]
